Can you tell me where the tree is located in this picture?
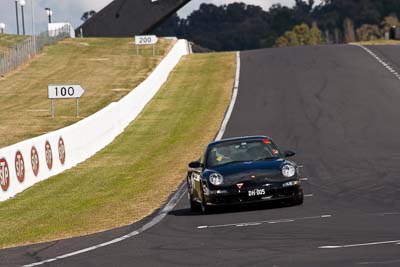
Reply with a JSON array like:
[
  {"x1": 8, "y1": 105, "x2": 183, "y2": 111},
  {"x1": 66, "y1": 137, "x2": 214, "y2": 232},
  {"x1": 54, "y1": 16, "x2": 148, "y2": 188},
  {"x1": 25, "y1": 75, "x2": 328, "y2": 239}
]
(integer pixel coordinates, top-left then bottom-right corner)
[
  {"x1": 343, "y1": 18, "x2": 356, "y2": 43},
  {"x1": 309, "y1": 22, "x2": 323, "y2": 44},
  {"x1": 152, "y1": 14, "x2": 183, "y2": 36},
  {"x1": 286, "y1": 31, "x2": 301, "y2": 46},
  {"x1": 275, "y1": 23, "x2": 323, "y2": 47},
  {"x1": 381, "y1": 15, "x2": 400, "y2": 34},
  {"x1": 152, "y1": 0, "x2": 400, "y2": 51},
  {"x1": 275, "y1": 36, "x2": 289, "y2": 47},
  {"x1": 293, "y1": 23, "x2": 310, "y2": 45},
  {"x1": 356, "y1": 24, "x2": 381, "y2": 41}
]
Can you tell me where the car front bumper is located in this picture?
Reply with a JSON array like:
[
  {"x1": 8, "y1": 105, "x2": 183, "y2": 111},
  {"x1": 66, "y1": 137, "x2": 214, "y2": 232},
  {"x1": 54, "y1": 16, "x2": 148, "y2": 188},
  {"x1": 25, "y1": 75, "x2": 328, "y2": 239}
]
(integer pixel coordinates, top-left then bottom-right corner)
[{"x1": 204, "y1": 185, "x2": 303, "y2": 206}]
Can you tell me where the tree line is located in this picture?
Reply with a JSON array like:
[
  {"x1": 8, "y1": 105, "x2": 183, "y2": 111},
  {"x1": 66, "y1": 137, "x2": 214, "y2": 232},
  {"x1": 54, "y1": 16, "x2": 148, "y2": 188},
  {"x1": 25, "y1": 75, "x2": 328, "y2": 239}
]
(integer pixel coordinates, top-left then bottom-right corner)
[{"x1": 152, "y1": 0, "x2": 400, "y2": 51}]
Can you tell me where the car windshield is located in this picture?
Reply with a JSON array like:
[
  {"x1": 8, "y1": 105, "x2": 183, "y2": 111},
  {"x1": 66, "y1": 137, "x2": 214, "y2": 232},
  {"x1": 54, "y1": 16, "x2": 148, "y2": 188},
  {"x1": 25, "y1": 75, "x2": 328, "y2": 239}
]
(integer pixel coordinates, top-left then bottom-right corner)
[{"x1": 206, "y1": 139, "x2": 283, "y2": 167}]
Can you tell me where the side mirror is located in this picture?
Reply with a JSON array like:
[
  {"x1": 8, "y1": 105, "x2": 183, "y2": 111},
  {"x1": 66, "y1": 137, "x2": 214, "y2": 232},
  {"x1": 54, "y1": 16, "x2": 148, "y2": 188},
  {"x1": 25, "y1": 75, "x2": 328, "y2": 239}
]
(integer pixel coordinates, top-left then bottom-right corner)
[
  {"x1": 188, "y1": 161, "x2": 203, "y2": 168},
  {"x1": 284, "y1": 150, "x2": 296, "y2": 157}
]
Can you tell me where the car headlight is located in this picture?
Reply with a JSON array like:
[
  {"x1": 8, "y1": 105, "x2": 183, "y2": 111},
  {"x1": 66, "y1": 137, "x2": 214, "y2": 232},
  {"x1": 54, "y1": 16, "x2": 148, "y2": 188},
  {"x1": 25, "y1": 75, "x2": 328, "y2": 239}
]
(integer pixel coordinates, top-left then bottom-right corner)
[
  {"x1": 209, "y1": 173, "x2": 224, "y2": 186},
  {"x1": 282, "y1": 164, "x2": 296, "y2": 178},
  {"x1": 283, "y1": 180, "x2": 300, "y2": 187}
]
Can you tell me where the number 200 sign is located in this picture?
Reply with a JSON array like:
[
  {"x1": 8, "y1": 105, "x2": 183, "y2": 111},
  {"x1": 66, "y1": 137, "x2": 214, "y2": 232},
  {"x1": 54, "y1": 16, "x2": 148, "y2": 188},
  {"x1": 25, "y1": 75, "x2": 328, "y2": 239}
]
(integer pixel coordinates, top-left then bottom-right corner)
[
  {"x1": 135, "y1": 35, "x2": 158, "y2": 45},
  {"x1": 135, "y1": 35, "x2": 158, "y2": 56}
]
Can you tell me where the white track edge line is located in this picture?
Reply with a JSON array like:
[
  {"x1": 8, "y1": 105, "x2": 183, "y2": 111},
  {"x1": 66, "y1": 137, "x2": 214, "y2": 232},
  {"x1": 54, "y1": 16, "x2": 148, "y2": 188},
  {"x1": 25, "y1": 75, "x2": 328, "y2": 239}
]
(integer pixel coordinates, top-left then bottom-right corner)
[
  {"x1": 319, "y1": 239, "x2": 400, "y2": 249},
  {"x1": 197, "y1": 214, "x2": 331, "y2": 229},
  {"x1": 350, "y1": 44, "x2": 400, "y2": 81},
  {"x1": 215, "y1": 51, "x2": 240, "y2": 141},
  {"x1": 23, "y1": 51, "x2": 242, "y2": 267}
]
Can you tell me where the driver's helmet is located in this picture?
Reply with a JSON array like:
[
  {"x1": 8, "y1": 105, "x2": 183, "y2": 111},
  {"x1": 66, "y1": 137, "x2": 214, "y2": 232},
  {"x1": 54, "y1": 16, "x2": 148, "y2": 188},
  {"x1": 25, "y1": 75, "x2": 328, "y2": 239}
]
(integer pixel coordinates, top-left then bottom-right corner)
[{"x1": 217, "y1": 146, "x2": 231, "y2": 158}]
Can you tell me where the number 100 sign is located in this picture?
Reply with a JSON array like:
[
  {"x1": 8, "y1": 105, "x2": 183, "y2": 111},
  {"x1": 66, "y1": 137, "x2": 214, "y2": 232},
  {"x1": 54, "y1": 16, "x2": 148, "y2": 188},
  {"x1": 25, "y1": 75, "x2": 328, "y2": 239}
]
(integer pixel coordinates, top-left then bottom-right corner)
[
  {"x1": 48, "y1": 85, "x2": 85, "y2": 99},
  {"x1": 48, "y1": 84, "x2": 86, "y2": 118}
]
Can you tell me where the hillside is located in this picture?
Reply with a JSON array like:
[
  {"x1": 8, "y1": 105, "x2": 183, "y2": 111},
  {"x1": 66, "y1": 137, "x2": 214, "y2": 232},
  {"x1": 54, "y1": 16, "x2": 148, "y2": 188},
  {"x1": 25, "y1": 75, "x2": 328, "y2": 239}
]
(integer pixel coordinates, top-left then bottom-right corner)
[
  {"x1": 0, "y1": 34, "x2": 28, "y2": 51},
  {"x1": 0, "y1": 37, "x2": 172, "y2": 148},
  {"x1": 0, "y1": 52, "x2": 236, "y2": 248}
]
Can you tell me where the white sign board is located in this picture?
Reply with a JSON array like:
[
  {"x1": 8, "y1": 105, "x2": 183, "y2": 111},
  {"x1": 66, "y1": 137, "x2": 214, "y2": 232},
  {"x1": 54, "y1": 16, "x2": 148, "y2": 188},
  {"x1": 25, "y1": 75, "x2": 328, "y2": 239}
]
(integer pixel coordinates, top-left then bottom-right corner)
[
  {"x1": 135, "y1": 35, "x2": 158, "y2": 45},
  {"x1": 48, "y1": 85, "x2": 85, "y2": 99}
]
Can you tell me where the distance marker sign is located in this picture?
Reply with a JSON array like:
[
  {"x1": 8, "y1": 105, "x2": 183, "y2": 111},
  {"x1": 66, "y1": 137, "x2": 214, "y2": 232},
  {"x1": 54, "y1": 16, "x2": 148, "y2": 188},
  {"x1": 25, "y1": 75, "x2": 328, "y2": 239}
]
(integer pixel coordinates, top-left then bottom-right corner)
[
  {"x1": 48, "y1": 85, "x2": 85, "y2": 99},
  {"x1": 48, "y1": 85, "x2": 85, "y2": 118},
  {"x1": 135, "y1": 35, "x2": 158, "y2": 45},
  {"x1": 135, "y1": 35, "x2": 158, "y2": 56}
]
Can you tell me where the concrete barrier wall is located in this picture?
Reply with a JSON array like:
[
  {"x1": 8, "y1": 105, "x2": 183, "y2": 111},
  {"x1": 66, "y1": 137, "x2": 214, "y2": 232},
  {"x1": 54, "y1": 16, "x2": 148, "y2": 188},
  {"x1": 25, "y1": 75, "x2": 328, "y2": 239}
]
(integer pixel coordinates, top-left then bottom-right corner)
[{"x1": 0, "y1": 39, "x2": 189, "y2": 201}]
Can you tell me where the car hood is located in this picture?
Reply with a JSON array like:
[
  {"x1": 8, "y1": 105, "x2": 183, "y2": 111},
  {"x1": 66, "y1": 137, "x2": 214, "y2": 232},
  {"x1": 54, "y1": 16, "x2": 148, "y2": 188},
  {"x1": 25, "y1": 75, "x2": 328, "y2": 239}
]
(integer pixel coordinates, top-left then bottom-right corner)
[{"x1": 205, "y1": 159, "x2": 296, "y2": 186}]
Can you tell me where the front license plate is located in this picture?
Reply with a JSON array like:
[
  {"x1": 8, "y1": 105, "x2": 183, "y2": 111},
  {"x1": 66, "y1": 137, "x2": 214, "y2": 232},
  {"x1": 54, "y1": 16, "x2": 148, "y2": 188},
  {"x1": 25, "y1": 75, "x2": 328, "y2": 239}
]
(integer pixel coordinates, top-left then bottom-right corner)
[{"x1": 248, "y1": 188, "x2": 266, "y2": 197}]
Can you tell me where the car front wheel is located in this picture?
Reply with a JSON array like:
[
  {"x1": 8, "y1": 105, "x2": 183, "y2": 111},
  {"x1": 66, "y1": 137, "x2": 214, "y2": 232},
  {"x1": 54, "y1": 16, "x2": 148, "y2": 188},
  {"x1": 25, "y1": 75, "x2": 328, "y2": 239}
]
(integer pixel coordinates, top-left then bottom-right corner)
[
  {"x1": 200, "y1": 187, "x2": 211, "y2": 215},
  {"x1": 188, "y1": 192, "x2": 200, "y2": 212},
  {"x1": 292, "y1": 189, "x2": 304, "y2": 206}
]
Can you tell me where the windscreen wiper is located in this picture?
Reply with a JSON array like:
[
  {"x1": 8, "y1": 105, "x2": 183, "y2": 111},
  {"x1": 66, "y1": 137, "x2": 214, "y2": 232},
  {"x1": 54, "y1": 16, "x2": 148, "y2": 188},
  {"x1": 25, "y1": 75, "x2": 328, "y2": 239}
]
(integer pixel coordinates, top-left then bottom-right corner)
[
  {"x1": 218, "y1": 160, "x2": 249, "y2": 166},
  {"x1": 254, "y1": 157, "x2": 277, "y2": 161}
]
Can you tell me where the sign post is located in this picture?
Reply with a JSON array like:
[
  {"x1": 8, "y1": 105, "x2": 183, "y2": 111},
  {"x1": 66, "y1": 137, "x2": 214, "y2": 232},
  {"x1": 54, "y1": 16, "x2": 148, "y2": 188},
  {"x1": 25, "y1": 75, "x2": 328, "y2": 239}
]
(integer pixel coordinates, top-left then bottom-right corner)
[
  {"x1": 51, "y1": 99, "x2": 55, "y2": 118},
  {"x1": 76, "y1": 98, "x2": 79, "y2": 117},
  {"x1": 48, "y1": 85, "x2": 85, "y2": 118},
  {"x1": 135, "y1": 35, "x2": 158, "y2": 56}
]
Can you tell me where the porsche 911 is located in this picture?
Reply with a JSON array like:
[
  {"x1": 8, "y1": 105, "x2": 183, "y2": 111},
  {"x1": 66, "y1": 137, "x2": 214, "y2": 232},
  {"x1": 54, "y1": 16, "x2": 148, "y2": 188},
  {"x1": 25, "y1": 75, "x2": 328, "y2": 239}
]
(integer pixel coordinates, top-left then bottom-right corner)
[{"x1": 186, "y1": 136, "x2": 303, "y2": 214}]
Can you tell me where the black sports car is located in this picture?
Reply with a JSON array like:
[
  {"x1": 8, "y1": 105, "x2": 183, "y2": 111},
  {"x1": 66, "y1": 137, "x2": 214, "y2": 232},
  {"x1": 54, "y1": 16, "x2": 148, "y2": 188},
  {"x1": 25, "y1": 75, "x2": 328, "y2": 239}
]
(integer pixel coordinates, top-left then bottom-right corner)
[{"x1": 186, "y1": 136, "x2": 303, "y2": 214}]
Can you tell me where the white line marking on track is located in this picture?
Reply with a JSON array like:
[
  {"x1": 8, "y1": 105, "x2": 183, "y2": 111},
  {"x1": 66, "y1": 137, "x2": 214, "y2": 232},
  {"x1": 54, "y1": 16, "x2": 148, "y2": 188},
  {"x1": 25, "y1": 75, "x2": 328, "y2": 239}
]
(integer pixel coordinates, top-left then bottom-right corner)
[
  {"x1": 268, "y1": 219, "x2": 294, "y2": 224},
  {"x1": 215, "y1": 51, "x2": 240, "y2": 141},
  {"x1": 351, "y1": 44, "x2": 400, "y2": 81},
  {"x1": 22, "y1": 175, "x2": 176, "y2": 266},
  {"x1": 304, "y1": 194, "x2": 314, "y2": 197},
  {"x1": 300, "y1": 178, "x2": 309, "y2": 181},
  {"x1": 236, "y1": 222, "x2": 262, "y2": 227},
  {"x1": 197, "y1": 214, "x2": 331, "y2": 229},
  {"x1": 23, "y1": 51, "x2": 243, "y2": 267},
  {"x1": 366, "y1": 211, "x2": 400, "y2": 217},
  {"x1": 358, "y1": 259, "x2": 400, "y2": 265},
  {"x1": 319, "y1": 240, "x2": 400, "y2": 249},
  {"x1": 373, "y1": 212, "x2": 400, "y2": 216}
]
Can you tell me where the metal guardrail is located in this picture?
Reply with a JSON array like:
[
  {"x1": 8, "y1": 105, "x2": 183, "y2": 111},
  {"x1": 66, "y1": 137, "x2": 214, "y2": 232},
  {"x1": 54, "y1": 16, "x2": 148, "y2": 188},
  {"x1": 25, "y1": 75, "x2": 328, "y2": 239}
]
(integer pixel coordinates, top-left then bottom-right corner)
[{"x1": 0, "y1": 25, "x2": 71, "y2": 76}]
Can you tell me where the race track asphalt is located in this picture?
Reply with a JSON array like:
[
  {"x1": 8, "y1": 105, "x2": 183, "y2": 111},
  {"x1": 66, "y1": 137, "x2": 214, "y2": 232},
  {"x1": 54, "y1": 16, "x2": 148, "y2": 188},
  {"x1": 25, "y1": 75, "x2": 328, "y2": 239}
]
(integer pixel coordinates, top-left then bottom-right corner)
[{"x1": 2, "y1": 44, "x2": 400, "y2": 267}]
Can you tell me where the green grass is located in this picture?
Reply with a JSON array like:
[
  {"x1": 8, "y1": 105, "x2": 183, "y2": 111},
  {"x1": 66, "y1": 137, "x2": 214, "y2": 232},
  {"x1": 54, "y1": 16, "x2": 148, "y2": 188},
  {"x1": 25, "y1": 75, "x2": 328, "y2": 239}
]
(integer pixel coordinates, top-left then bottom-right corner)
[
  {"x1": 0, "y1": 37, "x2": 172, "y2": 148},
  {"x1": 0, "y1": 52, "x2": 236, "y2": 248},
  {"x1": 0, "y1": 34, "x2": 29, "y2": 51},
  {"x1": 351, "y1": 39, "x2": 400, "y2": 45}
]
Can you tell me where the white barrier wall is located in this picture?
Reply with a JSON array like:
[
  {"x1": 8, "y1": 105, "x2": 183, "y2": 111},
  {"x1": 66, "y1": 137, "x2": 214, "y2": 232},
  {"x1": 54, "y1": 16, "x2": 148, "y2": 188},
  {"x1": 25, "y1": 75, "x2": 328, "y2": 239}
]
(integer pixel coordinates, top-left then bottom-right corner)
[{"x1": 0, "y1": 40, "x2": 189, "y2": 201}]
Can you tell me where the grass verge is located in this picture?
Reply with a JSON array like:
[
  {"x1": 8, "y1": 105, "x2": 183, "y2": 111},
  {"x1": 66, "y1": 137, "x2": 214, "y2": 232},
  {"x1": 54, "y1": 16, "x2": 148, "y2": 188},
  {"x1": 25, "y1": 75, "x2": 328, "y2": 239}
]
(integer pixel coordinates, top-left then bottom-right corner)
[
  {"x1": 351, "y1": 39, "x2": 400, "y2": 45},
  {"x1": 0, "y1": 34, "x2": 29, "y2": 51},
  {"x1": 0, "y1": 52, "x2": 236, "y2": 248},
  {"x1": 0, "y1": 37, "x2": 172, "y2": 148}
]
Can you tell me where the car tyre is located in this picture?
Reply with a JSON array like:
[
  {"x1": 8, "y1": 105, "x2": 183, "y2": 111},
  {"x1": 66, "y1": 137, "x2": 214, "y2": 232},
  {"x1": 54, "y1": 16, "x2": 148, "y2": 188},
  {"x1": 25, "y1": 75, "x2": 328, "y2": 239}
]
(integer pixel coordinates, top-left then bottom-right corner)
[
  {"x1": 292, "y1": 189, "x2": 304, "y2": 206},
  {"x1": 200, "y1": 187, "x2": 211, "y2": 215},
  {"x1": 189, "y1": 192, "x2": 200, "y2": 212},
  {"x1": 200, "y1": 198, "x2": 210, "y2": 215}
]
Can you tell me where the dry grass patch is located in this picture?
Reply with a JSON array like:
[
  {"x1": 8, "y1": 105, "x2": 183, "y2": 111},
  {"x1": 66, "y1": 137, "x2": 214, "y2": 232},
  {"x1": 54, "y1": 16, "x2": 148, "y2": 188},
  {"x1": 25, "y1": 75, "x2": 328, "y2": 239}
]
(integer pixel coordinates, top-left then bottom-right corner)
[
  {"x1": 0, "y1": 37, "x2": 172, "y2": 147},
  {"x1": 0, "y1": 34, "x2": 29, "y2": 51},
  {"x1": 352, "y1": 39, "x2": 400, "y2": 45},
  {"x1": 0, "y1": 52, "x2": 236, "y2": 248}
]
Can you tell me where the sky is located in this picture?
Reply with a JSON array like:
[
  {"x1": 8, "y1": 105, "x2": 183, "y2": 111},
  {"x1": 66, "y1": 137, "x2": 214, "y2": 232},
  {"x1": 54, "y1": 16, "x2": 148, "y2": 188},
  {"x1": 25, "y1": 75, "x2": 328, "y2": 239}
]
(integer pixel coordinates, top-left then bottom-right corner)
[{"x1": 0, "y1": 0, "x2": 321, "y2": 35}]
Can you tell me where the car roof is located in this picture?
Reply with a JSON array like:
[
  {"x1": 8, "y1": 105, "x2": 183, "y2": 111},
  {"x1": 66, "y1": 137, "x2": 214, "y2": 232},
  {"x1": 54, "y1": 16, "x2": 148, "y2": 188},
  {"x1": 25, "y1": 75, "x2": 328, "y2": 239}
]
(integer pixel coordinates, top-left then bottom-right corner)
[{"x1": 208, "y1": 136, "x2": 273, "y2": 147}]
